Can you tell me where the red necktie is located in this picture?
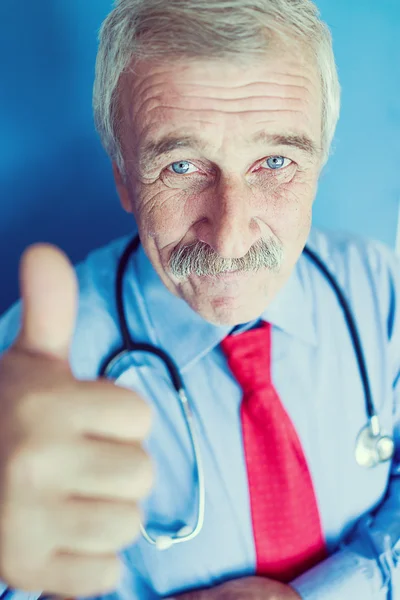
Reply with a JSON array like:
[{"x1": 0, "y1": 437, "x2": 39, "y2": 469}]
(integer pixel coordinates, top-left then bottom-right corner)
[{"x1": 221, "y1": 321, "x2": 327, "y2": 582}]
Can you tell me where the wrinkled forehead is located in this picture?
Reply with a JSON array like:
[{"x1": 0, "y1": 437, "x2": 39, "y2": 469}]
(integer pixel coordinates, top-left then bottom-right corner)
[{"x1": 118, "y1": 41, "x2": 323, "y2": 162}]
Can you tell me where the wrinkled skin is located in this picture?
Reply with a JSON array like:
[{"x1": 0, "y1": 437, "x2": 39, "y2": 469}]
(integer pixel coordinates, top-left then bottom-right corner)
[{"x1": 115, "y1": 40, "x2": 323, "y2": 326}]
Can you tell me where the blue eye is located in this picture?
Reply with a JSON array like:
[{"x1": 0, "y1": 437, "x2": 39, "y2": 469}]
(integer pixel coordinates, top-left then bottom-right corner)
[
  {"x1": 169, "y1": 161, "x2": 197, "y2": 175},
  {"x1": 263, "y1": 156, "x2": 290, "y2": 170}
]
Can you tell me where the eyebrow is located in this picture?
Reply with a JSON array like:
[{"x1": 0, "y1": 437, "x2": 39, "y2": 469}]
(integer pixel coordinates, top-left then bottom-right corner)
[
  {"x1": 139, "y1": 131, "x2": 319, "y2": 167},
  {"x1": 252, "y1": 131, "x2": 320, "y2": 158},
  {"x1": 139, "y1": 136, "x2": 207, "y2": 167}
]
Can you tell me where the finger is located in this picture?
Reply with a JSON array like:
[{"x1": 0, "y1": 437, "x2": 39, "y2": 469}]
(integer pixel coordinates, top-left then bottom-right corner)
[
  {"x1": 17, "y1": 244, "x2": 78, "y2": 361},
  {"x1": 39, "y1": 553, "x2": 122, "y2": 597},
  {"x1": 31, "y1": 438, "x2": 154, "y2": 502},
  {"x1": 66, "y1": 380, "x2": 153, "y2": 443},
  {"x1": 52, "y1": 497, "x2": 142, "y2": 554}
]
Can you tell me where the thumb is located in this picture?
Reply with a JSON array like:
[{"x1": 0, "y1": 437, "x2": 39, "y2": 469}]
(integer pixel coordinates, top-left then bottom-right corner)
[{"x1": 17, "y1": 244, "x2": 78, "y2": 361}]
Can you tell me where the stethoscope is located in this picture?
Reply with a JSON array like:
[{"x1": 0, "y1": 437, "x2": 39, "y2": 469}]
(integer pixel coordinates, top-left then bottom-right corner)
[
  {"x1": 0, "y1": 240, "x2": 395, "y2": 600},
  {"x1": 99, "y1": 235, "x2": 395, "y2": 551}
]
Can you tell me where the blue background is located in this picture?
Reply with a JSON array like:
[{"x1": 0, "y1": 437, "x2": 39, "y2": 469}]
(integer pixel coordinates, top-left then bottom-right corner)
[{"x1": 0, "y1": 0, "x2": 399, "y2": 314}]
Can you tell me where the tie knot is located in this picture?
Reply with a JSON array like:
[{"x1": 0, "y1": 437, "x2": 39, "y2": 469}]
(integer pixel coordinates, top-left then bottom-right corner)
[{"x1": 220, "y1": 322, "x2": 272, "y2": 392}]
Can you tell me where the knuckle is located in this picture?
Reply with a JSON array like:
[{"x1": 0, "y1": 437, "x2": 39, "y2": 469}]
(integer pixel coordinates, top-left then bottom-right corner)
[
  {"x1": 63, "y1": 501, "x2": 141, "y2": 550},
  {"x1": 140, "y1": 401, "x2": 153, "y2": 437},
  {"x1": 0, "y1": 549, "x2": 49, "y2": 593},
  {"x1": 128, "y1": 390, "x2": 153, "y2": 437},
  {"x1": 17, "y1": 379, "x2": 77, "y2": 434},
  {"x1": 111, "y1": 502, "x2": 142, "y2": 538},
  {"x1": 52, "y1": 570, "x2": 95, "y2": 598},
  {"x1": 109, "y1": 506, "x2": 142, "y2": 548},
  {"x1": 19, "y1": 387, "x2": 60, "y2": 428},
  {"x1": 124, "y1": 504, "x2": 142, "y2": 536},
  {"x1": 135, "y1": 449, "x2": 155, "y2": 497},
  {"x1": 8, "y1": 390, "x2": 43, "y2": 436},
  {"x1": 44, "y1": 553, "x2": 122, "y2": 598},
  {"x1": 59, "y1": 556, "x2": 122, "y2": 597},
  {"x1": 67, "y1": 509, "x2": 96, "y2": 542},
  {"x1": 22, "y1": 388, "x2": 49, "y2": 414},
  {"x1": 7, "y1": 441, "x2": 48, "y2": 492},
  {"x1": 97, "y1": 558, "x2": 123, "y2": 593},
  {"x1": 56, "y1": 383, "x2": 90, "y2": 431}
]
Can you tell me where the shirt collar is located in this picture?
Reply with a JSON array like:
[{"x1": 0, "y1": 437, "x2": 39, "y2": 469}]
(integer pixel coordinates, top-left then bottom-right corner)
[{"x1": 132, "y1": 242, "x2": 317, "y2": 372}]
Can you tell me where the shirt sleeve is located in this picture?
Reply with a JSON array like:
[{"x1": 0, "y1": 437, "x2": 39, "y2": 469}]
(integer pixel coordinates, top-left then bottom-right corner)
[
  {"x1": 0, "y1": 302, "x2": 22, "y2": 355},
  {"x1": 0, "y1": 585, "x2": 43, "y2": 600},
  {"x1": 291, "y1": 422, "x2": 400, "y2": 600},
  {"x1": 291, "y1": 243, "x2": 400, "y2": 600}
]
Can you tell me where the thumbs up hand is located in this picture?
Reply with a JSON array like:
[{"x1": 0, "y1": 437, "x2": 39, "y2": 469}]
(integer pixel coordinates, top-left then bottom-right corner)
[{"x1": 0, "y1": 245, "x2": 154, "y2": 598}]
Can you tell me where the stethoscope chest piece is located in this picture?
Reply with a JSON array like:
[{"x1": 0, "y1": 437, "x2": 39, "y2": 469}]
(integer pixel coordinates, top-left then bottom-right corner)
[{"x1": 355, "y1": 417, "x2": 395, "y2": 469}]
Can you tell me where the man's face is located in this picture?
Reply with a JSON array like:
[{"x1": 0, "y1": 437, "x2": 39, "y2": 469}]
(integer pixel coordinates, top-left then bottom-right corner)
[{"x1": 115, "y1": 43, "x2": 323, "y2": 326}]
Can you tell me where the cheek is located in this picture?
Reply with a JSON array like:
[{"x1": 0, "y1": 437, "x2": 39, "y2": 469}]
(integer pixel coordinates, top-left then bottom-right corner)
[
  {"x1": 134, "y1": 184, "x2": 196, "y2": 241},
  {"x1": 259, "y1": 174, "x2": 314, "y2": 240},
  {"x1": 134, "y1": 169, "x2": 316, "y2": 248}
]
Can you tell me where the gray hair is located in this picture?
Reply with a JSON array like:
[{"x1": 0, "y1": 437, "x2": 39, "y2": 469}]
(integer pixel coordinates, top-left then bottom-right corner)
[
  {"x1": 93, "y1": 0, "x2": 341, "y2": 175},
  {"x1": 169, "y1": 236, "x2": 284, "y2": 280}
]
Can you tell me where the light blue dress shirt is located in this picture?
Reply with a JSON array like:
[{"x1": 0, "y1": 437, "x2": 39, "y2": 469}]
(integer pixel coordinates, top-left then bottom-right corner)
[{"x1": 1, "y1": 227, "x2": 400, "y2": 600}]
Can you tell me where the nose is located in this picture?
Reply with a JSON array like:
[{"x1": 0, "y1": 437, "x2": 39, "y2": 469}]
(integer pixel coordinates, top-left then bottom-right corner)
[{"x1": 195, "y1": 179, "x2": 261, "y2": 259}]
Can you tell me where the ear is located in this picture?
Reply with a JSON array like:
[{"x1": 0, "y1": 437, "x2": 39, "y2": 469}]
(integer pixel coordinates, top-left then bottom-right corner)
[{"x1": 112, "y1": 162, "x2": 133, "y2": 214}]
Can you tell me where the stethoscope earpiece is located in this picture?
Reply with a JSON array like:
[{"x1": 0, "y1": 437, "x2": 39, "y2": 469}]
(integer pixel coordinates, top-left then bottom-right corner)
[
  {"x1": 355, "y1": 417, "x2": 395, "y2": 469},
  {"x1": 98, "y1": 237, "x2": 396, "y2": 553},
  {"x1": 376, "y1": 435, "x2": 395, "y2": 462}
]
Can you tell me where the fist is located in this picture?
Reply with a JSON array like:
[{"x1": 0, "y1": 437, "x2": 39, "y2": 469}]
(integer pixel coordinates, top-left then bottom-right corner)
[{"x1": 0, "y1": 244, "x2": 154, "y2": 597}]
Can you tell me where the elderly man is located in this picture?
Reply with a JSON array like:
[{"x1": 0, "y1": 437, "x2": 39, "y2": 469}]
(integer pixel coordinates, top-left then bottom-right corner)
[{"x1": 0, "y1": 0, "x2": 399, "y2": 599}]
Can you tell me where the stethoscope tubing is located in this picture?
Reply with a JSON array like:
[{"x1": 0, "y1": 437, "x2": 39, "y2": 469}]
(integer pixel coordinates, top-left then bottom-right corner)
[
  {"x1": 302, "y1": 246, "x2": 375, "y2": 420},
  {"x1": 102, "y1": 237, "x2": 375, "y2": 425},
  {"x1": 0, "y1": 240, "x2": 386, "y2": 599},
  {"x1": 99, "y1": 236, "x2": 184, "y2": 391}
]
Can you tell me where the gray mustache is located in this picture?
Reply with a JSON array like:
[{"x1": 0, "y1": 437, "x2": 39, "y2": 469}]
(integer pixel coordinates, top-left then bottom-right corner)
[{"x1": 169, "y1": 238, "x2": 284, "y2": 281}]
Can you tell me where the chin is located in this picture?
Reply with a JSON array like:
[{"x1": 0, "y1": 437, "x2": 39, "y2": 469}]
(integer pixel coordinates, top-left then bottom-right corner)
[
  {"x1": 174, "y1": 271, "x2": 278, "y2": 326},
  {"x1": 189, "y1": 297, "x2": 267, "y2": 327}
]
